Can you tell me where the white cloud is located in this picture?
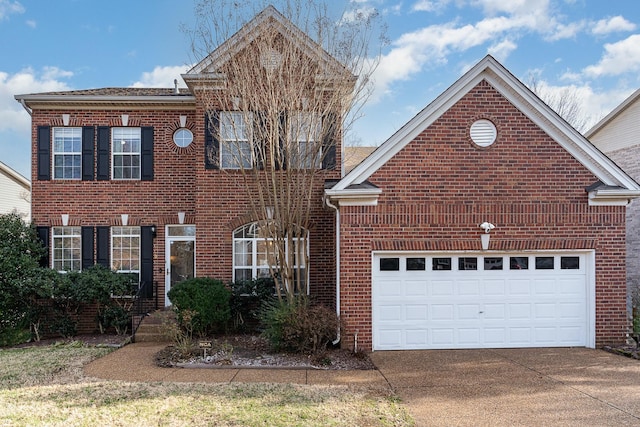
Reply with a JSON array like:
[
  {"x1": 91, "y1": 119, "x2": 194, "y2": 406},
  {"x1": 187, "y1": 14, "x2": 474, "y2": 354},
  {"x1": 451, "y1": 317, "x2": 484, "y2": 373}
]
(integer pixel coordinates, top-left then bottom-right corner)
[
  {"x1": 0, "y1": 0, "x2": 23, "y2": 20},
  {"x1": 25, "y1": 19, "x2": 35, "y2": 28},
  {"x1": 488, "y1": 39, "x2": 517, "y2": 61},
  {"x1": 341, "y1": 6, "x2": 379, "y2": 23},
  {"x1": 370, "y1": 0, "x2": 592, "y2": 101},
  {"x1": 130, "y1": 65, "x2": 190, "y2": 88},
  {"x1": 412, "y1": 0, "x2": 451, "y2": 12},
  {"x1": 592, "y1": 16, "x2": 636, "y2": 35},
  {"x1": 0, "y1": 67, "x2": 72, "y2": 133},
  {"x1": 584, "y1": 34, "x2": 640, "y2": 77}
]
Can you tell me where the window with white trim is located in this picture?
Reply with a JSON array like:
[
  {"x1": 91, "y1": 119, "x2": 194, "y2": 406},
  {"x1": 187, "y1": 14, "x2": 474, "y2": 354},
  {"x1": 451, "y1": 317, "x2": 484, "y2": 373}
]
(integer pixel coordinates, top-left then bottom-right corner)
[
  {"x1": 112, "y1": 127, "x2": 141, "y2": 179},
  {"x1": 111, "y1": 226, "x2": 141, "y2": 282},
  {"x1": 289, "y1": 112, "x2": 321, "y2": 169},
  {"x1": 220, "y1": 112, "x2": 252, "y2": 169},
  {"x1": 53, "y1": 127, "x2": 82, "y2": 179},
  {"x1": 52, "y1": 226, "x2": 81, "y2": 272},
  {"x1": 233, "y1": 222, "x2": 308, "y2": 291}
]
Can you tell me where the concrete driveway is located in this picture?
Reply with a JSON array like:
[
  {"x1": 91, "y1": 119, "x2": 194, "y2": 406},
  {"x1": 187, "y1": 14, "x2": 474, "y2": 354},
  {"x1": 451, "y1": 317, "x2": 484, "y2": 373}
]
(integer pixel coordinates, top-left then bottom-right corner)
[{"x1": 370, "y1": 348, "x2": 640, "y2": 426}]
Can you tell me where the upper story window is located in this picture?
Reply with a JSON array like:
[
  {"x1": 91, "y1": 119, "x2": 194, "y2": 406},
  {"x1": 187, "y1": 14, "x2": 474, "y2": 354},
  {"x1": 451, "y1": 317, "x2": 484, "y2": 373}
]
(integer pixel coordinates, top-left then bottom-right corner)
[
  {"x1": 112, "y1": 127, "x2": 141, "y2": 179},
  {"x1": 52, "y1": 226, "x2": 81, "y2": 272},
  {"x1": 288, "y1": 112, "x2": 321, "y2": 169},
  {"x1": 220, "y1": 112, "x2": 252, "y2": 169},
  {"x1": 53, "y1": 127, "x2": 82, "y2": 179}
]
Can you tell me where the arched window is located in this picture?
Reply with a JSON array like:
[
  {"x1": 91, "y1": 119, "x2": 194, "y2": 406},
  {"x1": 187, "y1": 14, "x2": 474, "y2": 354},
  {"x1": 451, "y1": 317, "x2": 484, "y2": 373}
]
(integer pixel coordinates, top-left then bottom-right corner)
[{"x1": 233, "y1": 222, "x2": 308, "y2": 291}]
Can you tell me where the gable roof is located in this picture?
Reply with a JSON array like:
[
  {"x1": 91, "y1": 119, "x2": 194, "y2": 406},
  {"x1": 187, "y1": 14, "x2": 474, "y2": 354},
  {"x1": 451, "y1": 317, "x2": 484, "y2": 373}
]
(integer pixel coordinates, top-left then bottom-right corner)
[
  {"x1": 326, "y1": 55, "x2": 640, "y2": 206},
  {"x1": 585, "y1": 87, "x2": 640, "y2": 139},
  {"x1": 184, "y1": 6, "x2": 351, "y2": 79},
  {"x1": 0, "y1": 161, "x2": 30, "y2": 190}
]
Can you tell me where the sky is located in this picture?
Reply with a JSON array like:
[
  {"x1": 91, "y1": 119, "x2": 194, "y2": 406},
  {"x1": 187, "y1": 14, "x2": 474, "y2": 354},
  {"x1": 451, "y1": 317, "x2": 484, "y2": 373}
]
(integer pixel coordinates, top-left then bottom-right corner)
[{"x1": 1, "y1": 0, "x2": 640, "y2": 179}]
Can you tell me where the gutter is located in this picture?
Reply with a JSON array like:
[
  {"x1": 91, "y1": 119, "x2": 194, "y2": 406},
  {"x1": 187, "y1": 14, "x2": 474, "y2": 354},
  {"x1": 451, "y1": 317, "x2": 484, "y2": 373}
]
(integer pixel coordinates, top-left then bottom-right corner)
[
  {"x1": 19, "y1": 99, "x2": 32, "y2": 116},
  {"x1": 324, "y1": 196, "x2": 341, "y2": 346}
]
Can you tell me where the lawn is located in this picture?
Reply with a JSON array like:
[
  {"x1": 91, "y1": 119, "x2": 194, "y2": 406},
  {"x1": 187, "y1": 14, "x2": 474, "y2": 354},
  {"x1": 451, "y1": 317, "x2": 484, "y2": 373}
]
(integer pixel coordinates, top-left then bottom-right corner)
[{"x1": 0, "y1": 342, "x2": 413, "y2": 426}]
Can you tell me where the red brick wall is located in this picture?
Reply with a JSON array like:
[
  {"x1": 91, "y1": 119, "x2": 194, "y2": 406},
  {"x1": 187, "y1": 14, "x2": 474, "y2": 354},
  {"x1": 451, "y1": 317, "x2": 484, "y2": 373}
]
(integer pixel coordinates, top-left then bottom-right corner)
[
  {"x1": 30, "y1": 106, "x2": 339, "y2": 333},
  {"x1": 338, "y1": 80, "x2": 628, "y2": 351}
]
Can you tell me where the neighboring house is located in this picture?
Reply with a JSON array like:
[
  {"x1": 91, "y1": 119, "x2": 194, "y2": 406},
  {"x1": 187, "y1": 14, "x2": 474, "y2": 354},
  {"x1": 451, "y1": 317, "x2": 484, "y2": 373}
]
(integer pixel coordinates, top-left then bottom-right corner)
[
  {"x1": 0, "y1": 161, "x2": 30, "y2": 221},
  {"x1": 15, "y1": 7, "x2": 640, "y2": 351},
  {"x1": 586, "y1": 88, "x2": 640, "y2": 315}
]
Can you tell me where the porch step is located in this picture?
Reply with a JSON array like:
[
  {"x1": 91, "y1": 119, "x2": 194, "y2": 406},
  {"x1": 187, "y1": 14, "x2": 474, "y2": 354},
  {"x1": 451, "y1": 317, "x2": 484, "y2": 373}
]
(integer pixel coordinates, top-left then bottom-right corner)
[{"x1": 133, "y1": 309, "x2": 176, "y2": 343}]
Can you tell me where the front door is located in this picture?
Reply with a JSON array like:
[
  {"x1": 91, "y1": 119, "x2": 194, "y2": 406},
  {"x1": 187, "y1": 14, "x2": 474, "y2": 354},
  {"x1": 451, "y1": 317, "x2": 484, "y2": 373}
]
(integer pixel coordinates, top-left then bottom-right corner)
[{"x1": 165, "y1": 225, "x2": 196, "y2": 306}]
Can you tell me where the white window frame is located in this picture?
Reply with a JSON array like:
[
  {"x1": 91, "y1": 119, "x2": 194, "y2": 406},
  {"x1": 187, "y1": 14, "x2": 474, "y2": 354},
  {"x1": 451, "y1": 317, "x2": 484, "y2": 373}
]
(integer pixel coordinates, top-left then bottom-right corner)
[
  {"x1": 220, "y1": 112, "x2": 252, "y2": 169},
  {"x1": 232, "y1": 222, "x2": 308, "y2": 292},
  {"x1": 52, "y1": 127, "x2": 82, "y2": 180},
  {"x1": 111, "y1": 127, "x2": 141, "y2": 180},
  {"x1": 111, "y1": 226, "x2": 141, "y2": 283},
  {"x1": 52, "y1": 226, "x2": 82, "y2": 272},
  {"x1": 289, "y1": 112, "x2": 322, "y2": 169}
]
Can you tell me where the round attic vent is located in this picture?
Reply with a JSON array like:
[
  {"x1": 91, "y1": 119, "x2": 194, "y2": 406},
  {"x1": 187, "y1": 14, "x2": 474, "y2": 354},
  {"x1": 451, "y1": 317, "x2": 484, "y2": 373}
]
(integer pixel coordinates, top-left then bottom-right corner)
[{"x1": 470, "y1": 119, "x2": 497, "y2": 147}]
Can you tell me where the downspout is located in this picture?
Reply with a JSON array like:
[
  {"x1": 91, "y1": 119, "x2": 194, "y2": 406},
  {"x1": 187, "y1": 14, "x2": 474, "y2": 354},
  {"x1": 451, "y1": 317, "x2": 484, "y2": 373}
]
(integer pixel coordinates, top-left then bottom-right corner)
[
  {"x1": 20, "y1": 99, "x2": 32, "y2": 116},
  {"x1": 325, "y1": 196, "x2": 341, "y2": 345}
]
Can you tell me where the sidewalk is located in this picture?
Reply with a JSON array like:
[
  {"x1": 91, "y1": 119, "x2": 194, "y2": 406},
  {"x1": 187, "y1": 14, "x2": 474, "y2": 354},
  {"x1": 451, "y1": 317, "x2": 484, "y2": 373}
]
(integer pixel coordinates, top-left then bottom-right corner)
[{"x1": 84, "y1": 342, "x2": 390, "y2": 388}]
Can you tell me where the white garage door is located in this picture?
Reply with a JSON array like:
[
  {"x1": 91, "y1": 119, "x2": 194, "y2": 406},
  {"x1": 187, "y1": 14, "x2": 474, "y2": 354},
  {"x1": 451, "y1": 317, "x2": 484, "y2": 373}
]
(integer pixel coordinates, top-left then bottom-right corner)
[{"x1": 372, "y1": 252, "x2": 593, "y2": 350}]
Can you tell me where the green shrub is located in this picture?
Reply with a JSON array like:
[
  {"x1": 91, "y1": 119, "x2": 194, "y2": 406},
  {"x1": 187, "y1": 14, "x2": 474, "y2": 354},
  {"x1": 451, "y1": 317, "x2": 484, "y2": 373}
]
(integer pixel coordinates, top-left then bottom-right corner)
[
  {"x1": 260, "y1": 296, "x2": 339, "y2": 353},
  {"x1": 168, "y1": 278, "x2": 231, "y2": 335},
  {"x1": 229, "y1": 278, "x2": 277, "y2": 332}
]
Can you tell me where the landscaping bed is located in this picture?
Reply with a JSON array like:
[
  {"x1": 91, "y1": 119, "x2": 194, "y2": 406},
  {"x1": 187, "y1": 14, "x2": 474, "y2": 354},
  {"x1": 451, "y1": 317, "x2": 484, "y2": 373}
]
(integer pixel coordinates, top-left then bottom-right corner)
[{"x1": 155, "y1": 334, "x2": 376, "y2": 370}]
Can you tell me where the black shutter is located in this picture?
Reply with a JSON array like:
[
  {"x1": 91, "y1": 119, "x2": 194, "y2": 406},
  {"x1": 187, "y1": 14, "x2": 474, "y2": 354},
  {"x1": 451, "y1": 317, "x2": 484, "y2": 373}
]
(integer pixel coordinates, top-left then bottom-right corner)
[
  {"x1": 322, "y1": 113, "x2": 337, "y2": 170},
  {"x1": 204, "y1": 112, "x2": 219, "y2": 169},
  {"x1": 141, "y1": 126, "x2": 154, "y2": 181},
  {"x1": 140, "y1": 226, "x2": 154, "y2": 298},
  {"x1": 37, "y1": 126, "x2": 51, "y2": 180},
  {"x1": 96, "y1": 226, "x2": 110, "y2": 268},
  {"x1": 276, "y1": 112, "x2": 287, "y2": 170},
  {"x1": 97, "y1": 126, "x2": 110, "y2": 180},
  {"x1": 82, "y1": 126, "x2": 95, "y2": 181},
  {"x1": 36, "y1": 226, "x2": 50, "y2": 268},
  {"x1": 253, "y1": 112, "x2": 265, "y2": 170},
  {"x1": 81, "y1": 226, "x2": 95, "y2": 270}
]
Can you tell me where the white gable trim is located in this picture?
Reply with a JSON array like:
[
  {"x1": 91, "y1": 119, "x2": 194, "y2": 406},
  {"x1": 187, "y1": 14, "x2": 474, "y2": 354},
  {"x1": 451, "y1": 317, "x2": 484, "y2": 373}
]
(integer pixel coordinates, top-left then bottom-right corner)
[
  {"x1": 187, "y1": 6, "x2": 350, "y2": 79},
  {"x1": 0, "y1": 161, "x2": 30, "y2": 190},
  {"x1": 332, "y1": 56, "x2": 640, "y2": 196}
]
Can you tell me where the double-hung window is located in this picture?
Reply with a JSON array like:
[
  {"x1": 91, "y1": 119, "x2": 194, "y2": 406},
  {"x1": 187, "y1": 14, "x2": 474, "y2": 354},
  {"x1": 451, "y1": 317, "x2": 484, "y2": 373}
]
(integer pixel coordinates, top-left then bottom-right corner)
[
  {"x1": 111, "y1": 226, "x2": 141, "y2": 283},
  {"x1": 220, "y1": 112, "x2": 252, "y2": 169},
  {"x1": 52, "y1": 226, "x2": 82, "y2": 272},
  {"x1": 289, "y1": 112, "x2": 321, "y2": 169},
  {"x1": 112, "y1": 127, "x2": 141, "y2": 179},
  {"x1": 53, "y1": 127, "x2": 82, "y2": 179}
]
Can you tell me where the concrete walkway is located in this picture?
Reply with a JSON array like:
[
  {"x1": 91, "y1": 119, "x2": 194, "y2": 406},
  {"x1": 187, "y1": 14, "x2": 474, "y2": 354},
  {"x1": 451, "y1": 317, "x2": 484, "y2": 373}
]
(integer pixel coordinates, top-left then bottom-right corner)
[
  {"x1": 85, "y1": 343, "x2": 640, "y2": 426},
  {"x1": 84, "y1": 342, "x2": 389, "y2": 388}
]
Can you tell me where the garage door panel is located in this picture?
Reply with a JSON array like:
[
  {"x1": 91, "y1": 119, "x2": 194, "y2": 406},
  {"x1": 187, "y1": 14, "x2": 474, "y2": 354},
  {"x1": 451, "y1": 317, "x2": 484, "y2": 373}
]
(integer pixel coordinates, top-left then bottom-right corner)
[
  {"x1": 458, "y1": 304, "x2": 481, "y2": 320},
  {"x1": 373, "y1": 252, "x2": 589, "y2": 350},
  {"x1": 458, "y1": 280, "x2": 481, "y2": 296},
  {"x1": 405, "y1": 305, "x2": 428, "y2": 321},
  {"x1": 431, "y1": 280, "x2": 454, "y2": 296}
]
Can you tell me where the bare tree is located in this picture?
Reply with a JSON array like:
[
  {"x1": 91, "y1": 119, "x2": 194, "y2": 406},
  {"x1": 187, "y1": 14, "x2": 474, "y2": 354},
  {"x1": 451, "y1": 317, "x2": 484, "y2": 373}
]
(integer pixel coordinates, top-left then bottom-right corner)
[
  {"x1": 184, "y1": 1, "x2": 383, "y2": 301},
  {"x1": 526, "y1": 72, "x2": 593, "y2": 133}
]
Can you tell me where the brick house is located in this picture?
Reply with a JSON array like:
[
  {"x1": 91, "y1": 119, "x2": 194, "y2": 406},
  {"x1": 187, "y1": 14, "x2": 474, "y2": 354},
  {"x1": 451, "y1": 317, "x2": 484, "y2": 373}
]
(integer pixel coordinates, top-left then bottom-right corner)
[
  {"x1": 586, "y1": 88, "x2": 640, "y2": 317},
  {"x1": 325, "y1": 56, "x2": 640, "y2": 351},
  {"x1": 16, "y1": 8, "x2": 640, "y2": 351}
]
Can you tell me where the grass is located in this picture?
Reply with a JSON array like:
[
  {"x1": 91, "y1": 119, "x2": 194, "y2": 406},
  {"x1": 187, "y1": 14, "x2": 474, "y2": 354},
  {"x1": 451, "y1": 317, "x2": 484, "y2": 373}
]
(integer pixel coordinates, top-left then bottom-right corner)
[{"x1": 0, "y1": 343, "x2": 413, "y2": 426}]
